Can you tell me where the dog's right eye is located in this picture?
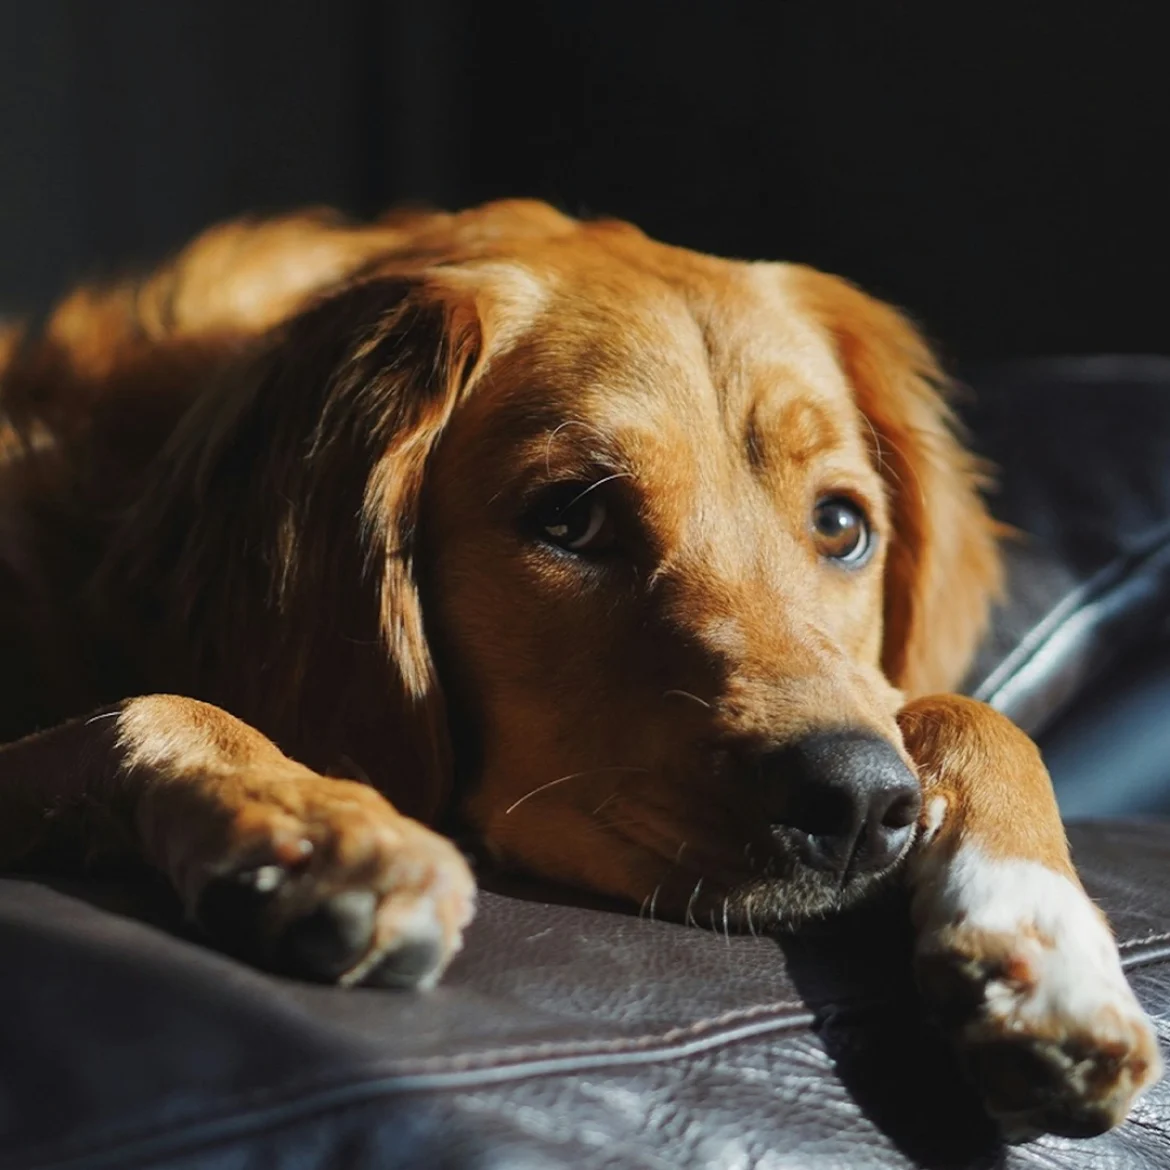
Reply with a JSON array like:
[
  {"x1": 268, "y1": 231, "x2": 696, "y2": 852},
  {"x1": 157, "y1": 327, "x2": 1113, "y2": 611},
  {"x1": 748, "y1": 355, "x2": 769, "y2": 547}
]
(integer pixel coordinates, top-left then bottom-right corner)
[{"x1": 531, "y1": 483, "x2": 616, "y2": 554}]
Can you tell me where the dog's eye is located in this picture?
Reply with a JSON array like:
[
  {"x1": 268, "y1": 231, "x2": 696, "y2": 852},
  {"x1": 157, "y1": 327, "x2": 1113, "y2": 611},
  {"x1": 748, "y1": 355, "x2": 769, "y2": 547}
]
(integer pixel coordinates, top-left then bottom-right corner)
[
  {"x1": 811, "y1": 496, "x2": 873, "y2": 566},
  {"x1": 533, "y1": 484, "x2": 615, "y2": 554}
]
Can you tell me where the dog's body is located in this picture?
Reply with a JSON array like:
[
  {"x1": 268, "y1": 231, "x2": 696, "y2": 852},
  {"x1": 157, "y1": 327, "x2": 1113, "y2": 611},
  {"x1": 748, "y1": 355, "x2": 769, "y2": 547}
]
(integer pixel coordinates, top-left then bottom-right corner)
[{"x1": 0, "y1": 201, "x2": 1160, "y2": 1136}]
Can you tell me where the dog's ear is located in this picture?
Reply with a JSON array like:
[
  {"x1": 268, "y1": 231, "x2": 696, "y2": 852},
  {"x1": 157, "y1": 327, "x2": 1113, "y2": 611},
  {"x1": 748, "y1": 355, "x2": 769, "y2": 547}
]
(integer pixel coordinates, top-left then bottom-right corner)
[
  {"x1": 791, "y1": 267, "x2": 1002, "y2": 695},
  {"x1": 127, "y1": 275, "x2": 483, "y2": 821}
]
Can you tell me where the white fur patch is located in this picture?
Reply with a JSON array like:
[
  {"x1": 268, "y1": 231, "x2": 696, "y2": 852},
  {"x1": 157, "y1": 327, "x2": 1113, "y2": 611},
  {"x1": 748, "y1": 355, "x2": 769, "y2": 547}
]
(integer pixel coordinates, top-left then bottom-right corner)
[
  {"x1": 914, "y1": 844, "x2": 1162, "y2": 1128},
  {"x1": 919, "y1": 847, "x2": 1139, "y2": 1024}
]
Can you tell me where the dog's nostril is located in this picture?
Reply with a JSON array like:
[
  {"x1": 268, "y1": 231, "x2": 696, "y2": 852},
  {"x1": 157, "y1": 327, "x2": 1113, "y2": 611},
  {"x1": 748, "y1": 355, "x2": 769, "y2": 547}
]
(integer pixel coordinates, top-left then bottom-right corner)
[
  {"x1": 761, "y1": 731, "x2": 920, "y2": 877},
  {"x1": 858, "y1": 782, "x2": 921, "y2": 873},
  {"x1": 876, "y1": 787, "x2": 921, "y2": 831}
]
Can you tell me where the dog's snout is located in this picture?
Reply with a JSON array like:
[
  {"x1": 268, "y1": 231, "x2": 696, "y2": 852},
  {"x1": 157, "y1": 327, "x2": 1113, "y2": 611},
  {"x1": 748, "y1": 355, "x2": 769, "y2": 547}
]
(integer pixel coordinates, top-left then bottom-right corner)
[{"x1": 762, "y1": 731, "x2": 921, "y2": 876}]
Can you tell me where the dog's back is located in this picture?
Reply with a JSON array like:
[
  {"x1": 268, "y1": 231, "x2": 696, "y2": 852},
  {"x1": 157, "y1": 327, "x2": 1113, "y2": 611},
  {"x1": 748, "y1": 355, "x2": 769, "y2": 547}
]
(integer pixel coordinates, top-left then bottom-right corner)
[{"x1": 0, "y1": 212, "x2": 402, "y2": 738}]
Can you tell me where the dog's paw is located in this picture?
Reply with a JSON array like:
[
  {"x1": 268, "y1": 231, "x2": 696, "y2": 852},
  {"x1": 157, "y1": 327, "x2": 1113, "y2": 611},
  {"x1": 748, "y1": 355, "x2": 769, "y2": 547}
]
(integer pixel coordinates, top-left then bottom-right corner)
[
  {"x1": 913, "y1": 848, "x2": 1162, "y2": 1140},
  {"x1": 176, "y1": 776, "x2": 475, "y2": 987}
]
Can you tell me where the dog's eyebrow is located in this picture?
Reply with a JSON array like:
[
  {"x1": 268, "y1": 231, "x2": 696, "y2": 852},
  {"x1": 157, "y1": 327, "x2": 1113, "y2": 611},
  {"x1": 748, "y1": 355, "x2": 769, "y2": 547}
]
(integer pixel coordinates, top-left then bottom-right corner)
[
  {"x1": 540, "y1": 419, "x2": 625, "y2": 477},
  {"x1": 527, "y1": 434, "x2": 635, "y2": 482},
  {"x1": 743, "y1": 404, "x2": 766, "y2": 472},
  {"x1": 744, "y1": 395, "x2": 842, "y2": 471},
  {"x1": 478, "y1": 400, "x2": 637, "y2": 479}
]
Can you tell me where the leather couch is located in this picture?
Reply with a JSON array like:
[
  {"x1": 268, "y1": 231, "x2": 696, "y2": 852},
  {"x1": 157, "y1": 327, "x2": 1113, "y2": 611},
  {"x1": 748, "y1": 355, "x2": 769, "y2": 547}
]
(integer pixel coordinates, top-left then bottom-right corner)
[{"x1": 3, "y1": 357, "x2": 1170, "y2": 1170}]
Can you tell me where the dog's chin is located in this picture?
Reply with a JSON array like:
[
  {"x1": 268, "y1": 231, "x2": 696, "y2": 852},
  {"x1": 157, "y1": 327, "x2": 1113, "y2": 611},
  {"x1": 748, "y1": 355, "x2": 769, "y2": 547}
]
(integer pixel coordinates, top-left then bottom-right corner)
[
  {"x1": 722, "y1": 868, "x2": 893, "y2": 931},
  {"x1": 649, "y1": 860, "x2": 898, "y2": 933}
]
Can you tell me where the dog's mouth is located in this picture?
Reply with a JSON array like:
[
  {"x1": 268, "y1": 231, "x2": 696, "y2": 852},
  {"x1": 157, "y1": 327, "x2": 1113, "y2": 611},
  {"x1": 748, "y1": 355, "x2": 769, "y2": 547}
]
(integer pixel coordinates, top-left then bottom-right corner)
[
  {"x1": 610, "y1": 817, "x2": 910, "y2": 932},
  {"x1": 592, "y1": 730, "x2": 921, "y2": 930},
  {"x1": 467, "y1": 729, "x2": 920, "y2": 931}
]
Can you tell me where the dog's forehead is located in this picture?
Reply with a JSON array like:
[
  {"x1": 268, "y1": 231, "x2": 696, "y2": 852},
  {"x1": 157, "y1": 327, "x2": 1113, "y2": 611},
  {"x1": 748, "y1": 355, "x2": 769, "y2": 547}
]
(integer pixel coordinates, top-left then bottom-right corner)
[{"x1": 475, "y1": 241, "x2": 858, "y2": 441}]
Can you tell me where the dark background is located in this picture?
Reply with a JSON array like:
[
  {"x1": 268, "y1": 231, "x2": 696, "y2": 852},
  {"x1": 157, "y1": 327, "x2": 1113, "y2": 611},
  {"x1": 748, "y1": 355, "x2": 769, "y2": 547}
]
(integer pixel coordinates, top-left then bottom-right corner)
[{"x1": 1, "y1": 0, "x2": 1166, "y2": 367}]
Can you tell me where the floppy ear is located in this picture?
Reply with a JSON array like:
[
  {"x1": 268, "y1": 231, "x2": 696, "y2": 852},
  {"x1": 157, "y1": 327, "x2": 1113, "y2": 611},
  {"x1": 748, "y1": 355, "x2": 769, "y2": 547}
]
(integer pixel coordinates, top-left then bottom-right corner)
[
  {"x1": 790, "y1": 267, "x2": 1002, "y2": 696},
  {"x1": 113, "y1": 275, "x2": 481, "y2": 821}
]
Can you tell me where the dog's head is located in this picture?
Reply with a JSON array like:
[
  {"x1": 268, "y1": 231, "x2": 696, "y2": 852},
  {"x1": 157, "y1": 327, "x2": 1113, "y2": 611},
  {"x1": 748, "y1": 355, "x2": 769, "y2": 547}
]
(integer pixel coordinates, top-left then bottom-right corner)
[{"x1": 172, "y1": 200, "x2": 1000, "y2": 927}]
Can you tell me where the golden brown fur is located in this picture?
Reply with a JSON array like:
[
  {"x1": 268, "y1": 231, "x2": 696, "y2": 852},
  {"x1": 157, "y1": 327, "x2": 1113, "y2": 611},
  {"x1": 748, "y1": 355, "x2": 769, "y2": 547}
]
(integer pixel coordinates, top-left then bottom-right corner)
[
  {"x1": 0, "y1": 200, "x2": 999, "y2": 861},
  {"x1": 0, "y1": 200, "x2": 1158, "y2": 1129}
]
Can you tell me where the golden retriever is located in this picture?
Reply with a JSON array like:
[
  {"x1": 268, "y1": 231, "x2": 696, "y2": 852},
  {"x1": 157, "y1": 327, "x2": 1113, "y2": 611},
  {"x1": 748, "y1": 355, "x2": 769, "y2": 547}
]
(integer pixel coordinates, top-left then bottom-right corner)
[{"x1": 0, "y1": 200, "x2": 1159, "y2": 1137}]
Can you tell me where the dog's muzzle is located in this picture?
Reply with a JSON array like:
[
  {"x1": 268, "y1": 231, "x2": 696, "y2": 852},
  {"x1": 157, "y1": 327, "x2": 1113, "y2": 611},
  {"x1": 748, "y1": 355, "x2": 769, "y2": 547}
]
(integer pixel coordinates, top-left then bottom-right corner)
[{"x1": 759, "y1": 731, "x2": 921, "y2": 878}]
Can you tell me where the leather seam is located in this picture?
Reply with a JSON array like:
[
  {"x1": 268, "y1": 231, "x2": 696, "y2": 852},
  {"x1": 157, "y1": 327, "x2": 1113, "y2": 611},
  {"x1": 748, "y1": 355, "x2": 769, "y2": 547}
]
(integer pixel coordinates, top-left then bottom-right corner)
[
  {"x1": 1117, "y1": 937, "x2": 1170, "y2": 973},
  {"x1": 13, "y1": 936, "x2": 1170, "y2": 1170},
  {"x1": 382, "y1": 996, "x2": 811, "y2": 1070},
  {"x1": 5, "y1": 1001, "x2": 814, "y2": 1170},
  {"x1": 973, "y1": 522, "x2": 1170, "y2": 712},
  {"x1": 9, "y1": 929, "x2": 1170, "y2": 1167},
  {"x1": 1118, "y1": 930, "x2": 1170, "y2": 952}
]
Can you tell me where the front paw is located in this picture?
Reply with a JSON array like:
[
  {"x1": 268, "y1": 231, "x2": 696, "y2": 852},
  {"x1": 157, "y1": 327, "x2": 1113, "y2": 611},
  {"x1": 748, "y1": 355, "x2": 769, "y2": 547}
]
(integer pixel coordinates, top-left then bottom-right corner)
[
  {"x1": 914, "y1": 850, "x2": 1162, "y2": 1139},
  {"x1": 166, "y1": 776, "x2": 476, "y2": 987}
]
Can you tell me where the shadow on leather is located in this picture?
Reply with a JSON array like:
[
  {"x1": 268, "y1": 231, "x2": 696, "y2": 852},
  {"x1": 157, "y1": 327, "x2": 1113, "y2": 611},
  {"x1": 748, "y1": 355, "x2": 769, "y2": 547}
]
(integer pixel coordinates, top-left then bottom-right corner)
[
  {"x1": 776, "y1": 890, "x2": 1007, "y2": 1169},
  {"x1": 487, "y1": 863, "x2": 1010, "y2": 1165},
  {"x1": 15, "y1": 866, "x2": 1010, "y2": 1167}
]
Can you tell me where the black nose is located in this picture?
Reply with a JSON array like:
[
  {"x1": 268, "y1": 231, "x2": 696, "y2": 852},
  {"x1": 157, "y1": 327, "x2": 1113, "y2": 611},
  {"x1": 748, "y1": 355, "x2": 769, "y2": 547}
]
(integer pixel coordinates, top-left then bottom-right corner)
[{"x1": 761, "y1": 731, "x2": 921, "y2": 876}]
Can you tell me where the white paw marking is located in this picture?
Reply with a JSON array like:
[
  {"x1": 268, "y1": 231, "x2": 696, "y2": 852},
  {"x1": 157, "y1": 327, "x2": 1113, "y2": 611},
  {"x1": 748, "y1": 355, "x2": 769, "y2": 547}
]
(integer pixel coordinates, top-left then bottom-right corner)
[
  {"x1": 913, "y1": 846, "x2": 1162, "y2": 1134},
  {"x1": 922, "y1": 850, "x2": 1133, "y2": 1020}
]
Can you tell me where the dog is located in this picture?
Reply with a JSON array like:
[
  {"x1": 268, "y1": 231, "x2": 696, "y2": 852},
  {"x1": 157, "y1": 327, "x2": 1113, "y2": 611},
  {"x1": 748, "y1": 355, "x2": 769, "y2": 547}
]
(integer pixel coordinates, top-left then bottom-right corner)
[{"x1": 0, "y1": 200, "x2": 1160, "y2": 1137}]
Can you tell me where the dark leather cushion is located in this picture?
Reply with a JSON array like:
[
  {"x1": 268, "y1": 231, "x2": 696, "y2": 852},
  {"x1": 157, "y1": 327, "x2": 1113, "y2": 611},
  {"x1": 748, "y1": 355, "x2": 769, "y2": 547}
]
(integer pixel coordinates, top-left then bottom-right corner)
[
  {"x1": 960, "y1": 355, "x2": 1170, "y2": 735},
  {"x1": 4, "y1": 356, "x2": 1170, "y2": 1169},
  {"x1": 1041, "y1": 639, "x2": 1170, "y2": 816},
  {"x1": 2, "y1": 822, "x2": 1170, "y2": 1170}
]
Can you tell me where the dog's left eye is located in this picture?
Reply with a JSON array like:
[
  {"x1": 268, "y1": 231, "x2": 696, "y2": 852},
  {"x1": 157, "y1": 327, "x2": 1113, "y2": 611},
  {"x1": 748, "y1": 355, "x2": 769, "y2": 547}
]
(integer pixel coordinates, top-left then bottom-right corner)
[
  {"x1": 811, "y1": 496, "x2": 873, "y2": 566},
  {"x1": 532, "y1": 484, "x2": 616, "y2": 554}
]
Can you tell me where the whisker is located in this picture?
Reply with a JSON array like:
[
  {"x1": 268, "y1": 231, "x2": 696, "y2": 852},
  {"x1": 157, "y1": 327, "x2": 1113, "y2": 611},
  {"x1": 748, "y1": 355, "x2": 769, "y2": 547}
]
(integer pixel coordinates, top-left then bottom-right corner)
[
  {"x1": 543, "y1": 419, "x2": 608, "y2": 476},
  {"x1": 649, "y1": 883, "x2": 662, "y2": 923},
  {"x1": 722, "y1": 896, "x2": 731, "y2": 945},
  {"x1": 745, "y1": 892, "x2": 758, "y2": 939},
  {"x1": 859, "y1": 412, "x2": 893, "y2": 481},
  {"x1": 86, "y1": 710, "x2": 121, "y2": 726},
  {"x1": 675, "y1": 840, "x2": 689, "y2": 865},
  {"x1": 662, "y1": 689, "x2": 712, "y2": 711},
  {"x1": 565, "y1": 472, "x2": 634, "y2": 510},
  {"x1": 685, "y1": 877, "x2": 704, "y2": 928},
  {"x1": 545, "y1": 423, "x2": 570, "y2": 476},
  {"x1": 503, "y1": 765, "x2": 648, "y2": 815},
  {"x1": 591, "y1": 791, "x2": 621, "y2": 817},
  {"x1": 859, "y1": 410, "x2": 925, "y2": 506}
]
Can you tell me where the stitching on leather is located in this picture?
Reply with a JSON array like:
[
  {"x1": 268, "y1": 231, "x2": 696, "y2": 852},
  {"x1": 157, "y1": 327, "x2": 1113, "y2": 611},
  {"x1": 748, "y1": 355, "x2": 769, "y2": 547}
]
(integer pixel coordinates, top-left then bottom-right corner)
[
  {"x1": 15, "y1": 930, "x2": 1170, "y2": 1170},
  {"x1": 18, "y1": 926, "x2": 1170, "y2": 1169},
  {"x1": 11, "y1": 932, "x2": 1170, "y2": 1167},
  {"x1": 6, "y1": 999, "x2": 814, "y2": 1170},
  {"x1": 1119, "y1": 930, "x2": 1170, "y2": 952},
  {"x1": 383, "y1": 996, "x2": 811, "y2": 1072}
]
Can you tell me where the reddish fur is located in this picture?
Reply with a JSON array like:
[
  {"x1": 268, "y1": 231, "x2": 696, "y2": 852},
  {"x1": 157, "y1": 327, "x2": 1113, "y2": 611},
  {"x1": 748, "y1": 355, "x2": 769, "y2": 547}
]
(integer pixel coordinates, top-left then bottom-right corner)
[
  {"x1": 2, "y1": 206, "x2": 1155, "y2": 1132},
  {"x1": 788, "y1": 268, "x2": 1004, "y2": 695},
  {"x1": 899, "y1": 694, "x2": 1076, "y2": 876},
  {"x1": 0, "y1": 197, "x2": 1045, "y2": 923}
]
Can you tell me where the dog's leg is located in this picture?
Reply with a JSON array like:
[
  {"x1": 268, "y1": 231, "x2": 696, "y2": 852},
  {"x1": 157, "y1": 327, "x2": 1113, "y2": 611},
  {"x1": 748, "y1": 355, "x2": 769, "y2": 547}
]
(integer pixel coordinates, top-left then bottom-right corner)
[
  {"x1": 898, "y1": 694, "x2": 1162, "y2": 1137},
  {"x1": 0, "y1": 695, "x2": 475, "y2": 987}
]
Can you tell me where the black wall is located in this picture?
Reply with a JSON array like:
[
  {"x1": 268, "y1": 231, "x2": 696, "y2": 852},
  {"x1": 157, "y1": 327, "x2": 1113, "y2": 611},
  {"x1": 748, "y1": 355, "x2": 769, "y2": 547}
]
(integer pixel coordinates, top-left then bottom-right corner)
[{"x1": 2, "y1": 0, "x2": 1166, "y2": 366}]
